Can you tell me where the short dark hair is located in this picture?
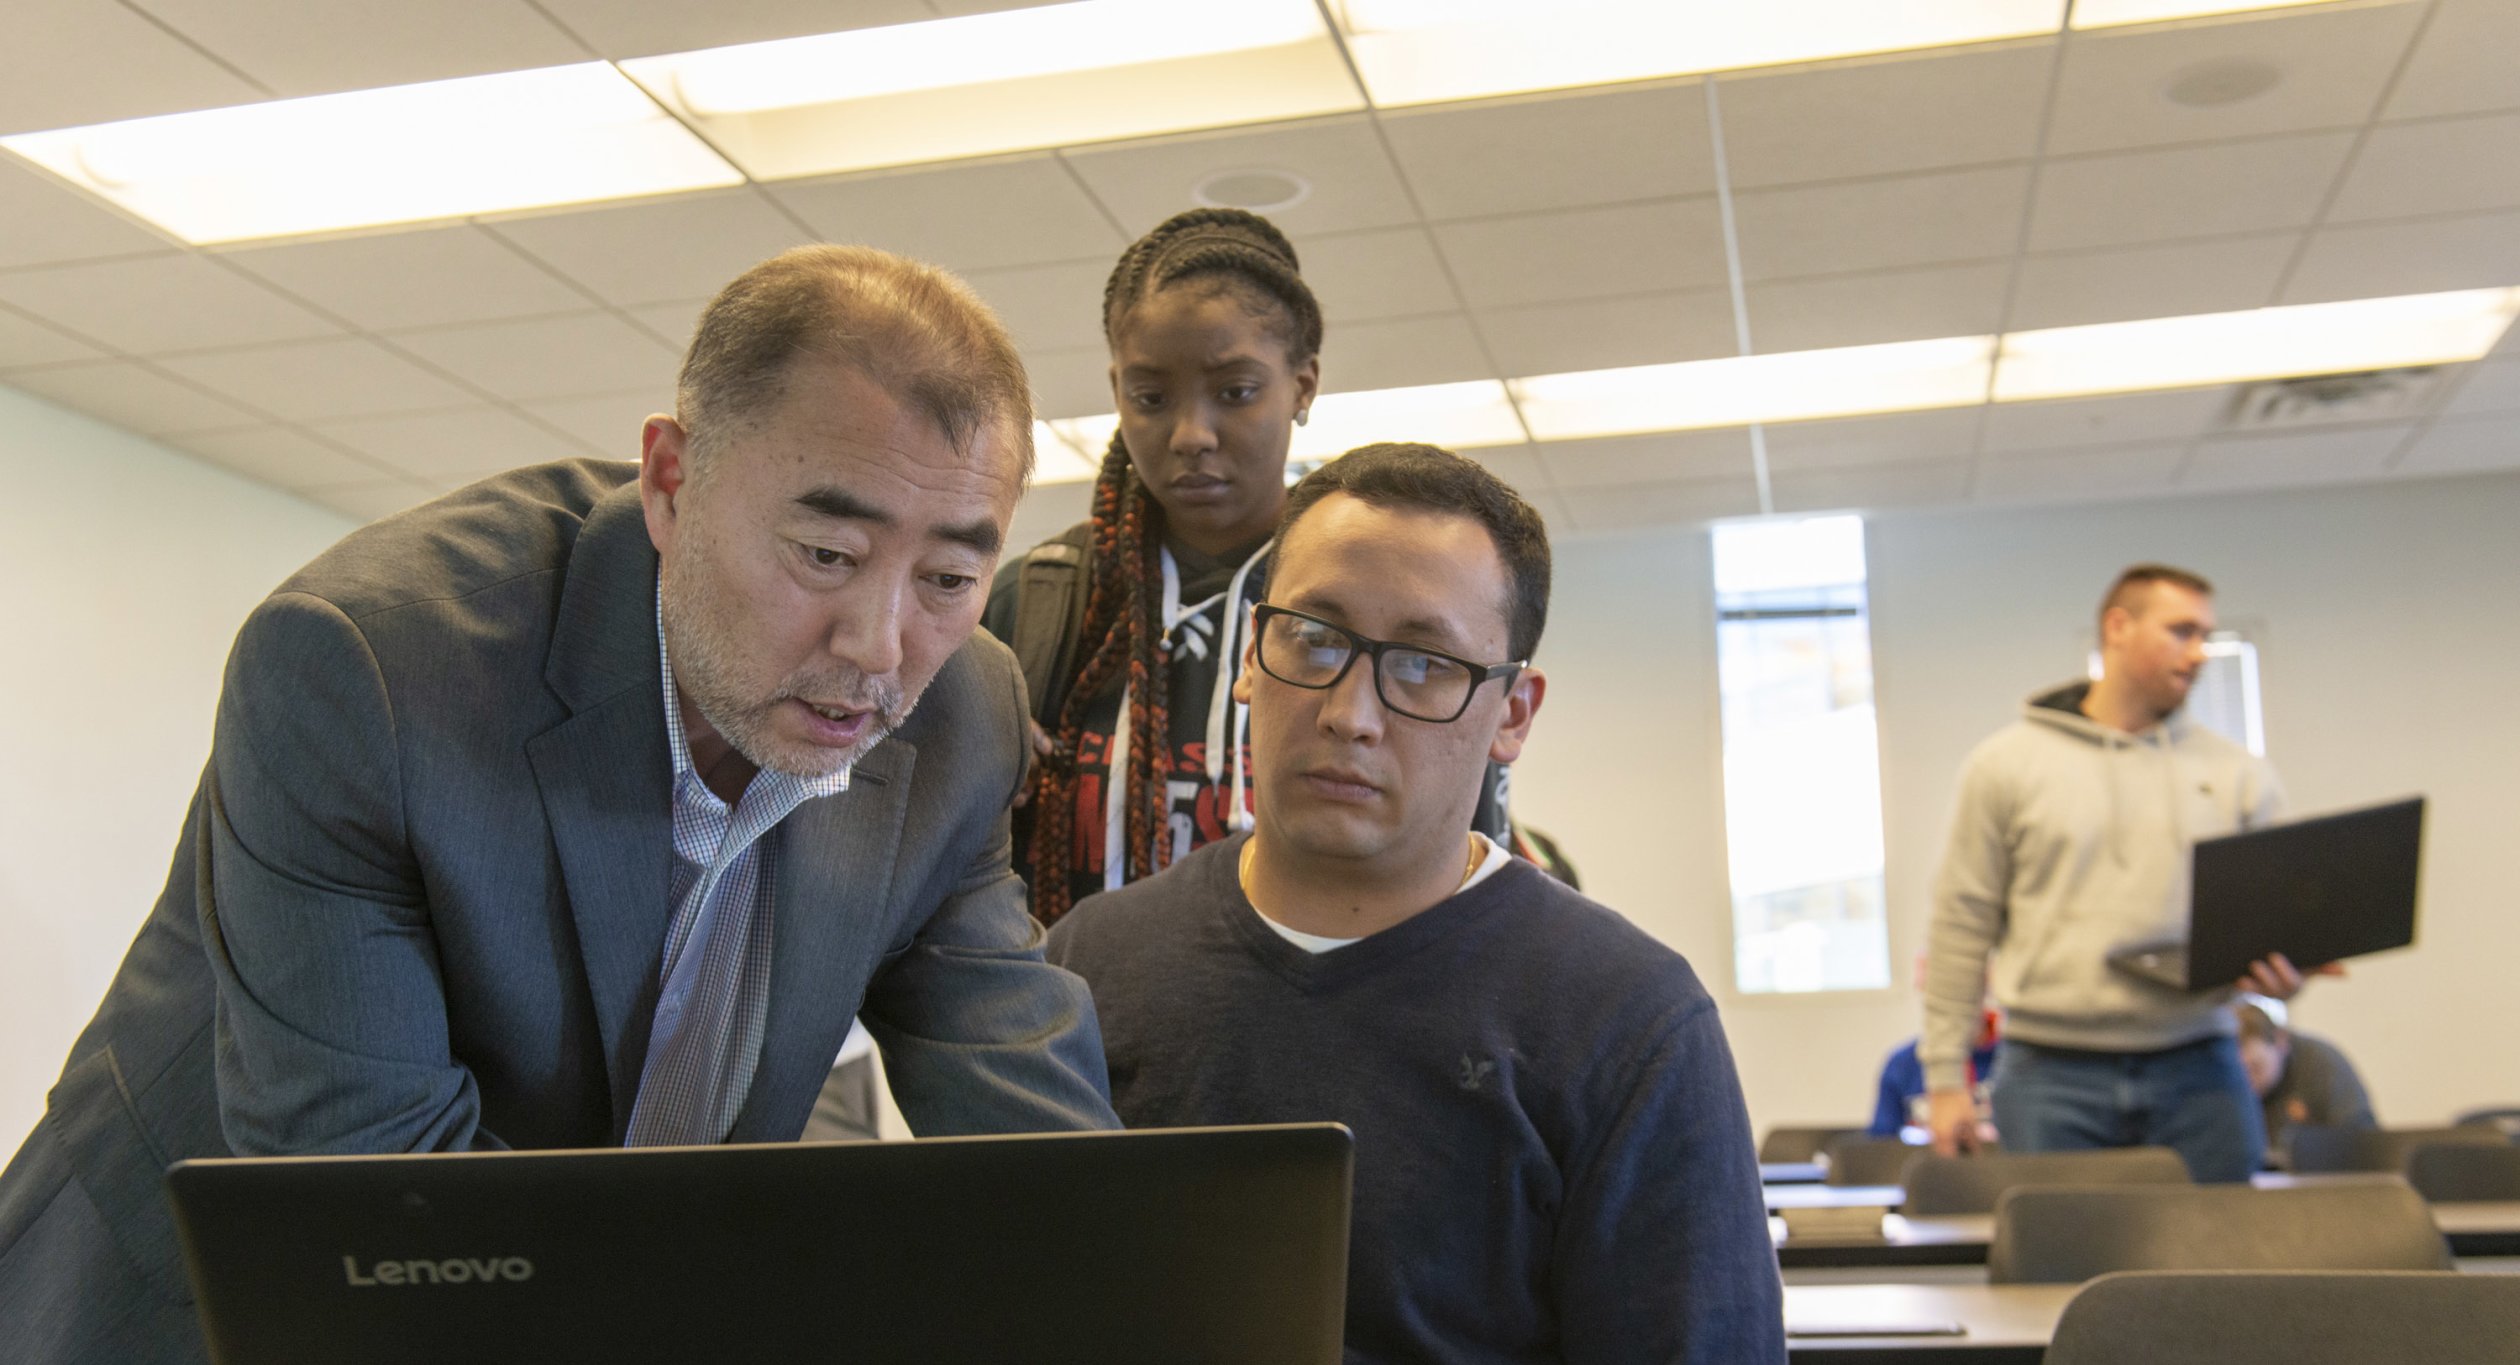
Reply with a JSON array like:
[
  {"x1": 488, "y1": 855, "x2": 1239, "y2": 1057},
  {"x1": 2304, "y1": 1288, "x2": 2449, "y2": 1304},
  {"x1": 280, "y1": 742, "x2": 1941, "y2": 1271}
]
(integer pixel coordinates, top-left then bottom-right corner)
[
  {"x1": 2101, "y1": 563, "x2": 2213, "y2": 629},
  {"x1": 2235, "y1": 1001, "x2": 2288, "y2": 1045},
  {"x1": 1101, "y1": 207, "x2": 1323, "y2": 367},
  {"x1": 678, "y1": 244, "x2": 1033, "y2": 482},
  {"x1": 1277, "y1": 443, "x2": 1551, "y2": 662}
]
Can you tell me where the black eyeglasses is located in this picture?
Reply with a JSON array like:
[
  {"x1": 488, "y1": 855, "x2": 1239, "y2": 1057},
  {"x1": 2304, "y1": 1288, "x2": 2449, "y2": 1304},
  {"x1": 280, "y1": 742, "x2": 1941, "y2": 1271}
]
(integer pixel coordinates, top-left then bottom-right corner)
[{"x1": 1250, "y1": 605, "x2": 1524, "y2": 724}]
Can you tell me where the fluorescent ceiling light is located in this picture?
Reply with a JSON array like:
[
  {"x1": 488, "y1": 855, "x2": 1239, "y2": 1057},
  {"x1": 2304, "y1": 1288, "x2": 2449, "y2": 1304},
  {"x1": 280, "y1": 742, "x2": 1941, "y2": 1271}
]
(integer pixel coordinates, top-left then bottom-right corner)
[
  {"x1": 2069, "y1": 0, "x2": 2340, "y2": 30},
  {"x1": 1031, "y1": 421, "x2": 1103, "y2": 485},
  {"x1": 1293, "y1": 380, "x2": 1526, "y2": 460},
  {"x1": 1336, "y1": 0, "x2": 2064, "y2": 107},
  {"x1": 1993, "y1": 288, "x2": 2520, "y2": 401},
  {"x1": 1512, "y1": 337, "x2": 1998, "y2": 441},
  {"x1": 0, "y1": 65, "x2": 740, "y2": 245},
  {"x1": 622, "y1": 0, "x2": 1361, "y2": 180}
]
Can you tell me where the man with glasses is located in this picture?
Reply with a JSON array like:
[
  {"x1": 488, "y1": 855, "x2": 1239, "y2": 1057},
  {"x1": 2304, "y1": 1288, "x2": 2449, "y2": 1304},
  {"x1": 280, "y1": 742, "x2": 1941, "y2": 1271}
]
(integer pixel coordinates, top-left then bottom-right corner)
[{"x1": 1046, "y1": 443, "x2": 1783, "y2": 1364}]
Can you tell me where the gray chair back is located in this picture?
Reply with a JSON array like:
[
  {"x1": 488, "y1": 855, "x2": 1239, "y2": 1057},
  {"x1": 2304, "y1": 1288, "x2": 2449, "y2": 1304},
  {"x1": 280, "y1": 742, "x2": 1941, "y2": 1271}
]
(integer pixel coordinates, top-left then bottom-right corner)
[
  {"x1": 2454, "y1": 1105, "x2": 2520, "y2": 1139},
  {"x1": 2405, "y1": 1141, "x2": 2520, "y2": 1202},
  {"x1": 1903, "y1": 1145, "x2": 2190, "y2": 1216},
  {"x1": 1820, "y1": 1134, "x2": 1926, "y2": 1187},
  {"x1": 2045, "y1": 1271, "x2": 2520, "y2": 1365},
  {"x1": 1758, "y1": 1125, "x2": 1860, "y2": 1165},
  {"x1": 1988, "y1": 1181, "x2": 2451, "y2": 1284},
  {"x1": 2287, "y1": 1123, "x2": 2506, "y2": 1173}
]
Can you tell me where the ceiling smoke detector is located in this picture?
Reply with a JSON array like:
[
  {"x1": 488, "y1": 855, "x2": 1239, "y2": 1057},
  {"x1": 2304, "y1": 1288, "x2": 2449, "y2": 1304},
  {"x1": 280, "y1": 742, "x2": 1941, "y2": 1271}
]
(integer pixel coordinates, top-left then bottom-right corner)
[
  {"x1": 2220, "y1": 367, "x2": 2450, "y2": 431},
  {"x1": 1192, "y1": 167, "x2": 1312, "y2": 213},
  {"x1": 2165, "y1": 57, "x2": 2283, "y2": 108}
]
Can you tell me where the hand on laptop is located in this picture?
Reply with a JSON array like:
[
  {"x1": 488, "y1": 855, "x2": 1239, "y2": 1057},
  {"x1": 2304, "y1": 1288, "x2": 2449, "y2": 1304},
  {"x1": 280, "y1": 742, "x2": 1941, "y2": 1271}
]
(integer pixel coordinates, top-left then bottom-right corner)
[{"x1": 2236, "y1": 952, "x2": 2346, "y2": 1000}]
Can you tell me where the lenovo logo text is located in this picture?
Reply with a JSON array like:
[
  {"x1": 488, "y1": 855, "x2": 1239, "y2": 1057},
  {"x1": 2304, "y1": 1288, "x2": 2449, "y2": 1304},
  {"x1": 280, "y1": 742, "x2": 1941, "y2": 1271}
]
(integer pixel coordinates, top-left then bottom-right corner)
[{"x1": 342, "y1": 1255, "x2": 535, "y2": 1287}]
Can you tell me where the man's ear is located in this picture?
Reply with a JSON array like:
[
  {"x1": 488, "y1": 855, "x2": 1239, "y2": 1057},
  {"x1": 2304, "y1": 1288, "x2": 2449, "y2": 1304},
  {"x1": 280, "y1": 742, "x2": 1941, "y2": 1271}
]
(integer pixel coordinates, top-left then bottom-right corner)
[
  {"x1": 641, "y1": 416, "x2": 690, "y2": 556},
  {"x1": 1488, "y1": 666, "x2": 1545, "y2": 765},
  {"x1": 1232, "y1": 627, "x2": 1259, "y2": 706}
]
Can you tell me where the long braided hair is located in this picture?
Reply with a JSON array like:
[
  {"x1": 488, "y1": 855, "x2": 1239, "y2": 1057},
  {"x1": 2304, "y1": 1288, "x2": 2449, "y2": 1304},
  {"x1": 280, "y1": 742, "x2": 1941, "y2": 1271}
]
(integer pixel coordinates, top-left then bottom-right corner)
[{"x1": 1027, "y1": 208, "x2": 1325, "y2": 924}]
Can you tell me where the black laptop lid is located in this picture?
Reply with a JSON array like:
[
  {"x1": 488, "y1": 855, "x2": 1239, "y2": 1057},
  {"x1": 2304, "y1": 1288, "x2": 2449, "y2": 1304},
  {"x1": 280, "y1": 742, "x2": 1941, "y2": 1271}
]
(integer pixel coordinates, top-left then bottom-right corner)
[
  {"x1": 169, "y1": 1124, "x2": 1352, "y2": 1365},
  {"x1": 2187, "y1": 796, "x2": 2425, "y2": 986}
]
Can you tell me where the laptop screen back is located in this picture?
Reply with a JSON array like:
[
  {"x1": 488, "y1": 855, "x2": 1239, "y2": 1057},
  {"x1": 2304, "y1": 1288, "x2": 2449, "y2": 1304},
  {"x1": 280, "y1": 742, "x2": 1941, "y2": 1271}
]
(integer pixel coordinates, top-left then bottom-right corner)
[
  {"x1": 2187, "y1": 796, "x2": 2424, "y2": 986},
  {"x1": 170, "y1": 1123, "x2": 1351, "y2": 1365}
]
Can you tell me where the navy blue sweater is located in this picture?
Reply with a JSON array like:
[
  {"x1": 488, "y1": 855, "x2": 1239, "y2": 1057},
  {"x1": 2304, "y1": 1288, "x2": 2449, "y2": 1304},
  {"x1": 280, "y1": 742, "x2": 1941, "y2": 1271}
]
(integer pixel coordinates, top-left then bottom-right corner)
[{"x1": 1045, "y1": 836, "x2": 1784, "y2": 1365}]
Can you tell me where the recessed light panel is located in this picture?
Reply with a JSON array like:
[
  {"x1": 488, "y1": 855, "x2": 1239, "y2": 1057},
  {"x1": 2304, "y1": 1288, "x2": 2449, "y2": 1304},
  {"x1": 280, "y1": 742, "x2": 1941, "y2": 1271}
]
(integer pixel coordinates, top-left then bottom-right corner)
[
  {"x1": 0, "y1": 64, "x2": 742, "y2": 245},
  {"x1": 1511, "y1": 338, "x2": 2000, "y2": 440},
  {"x1": 2070, "y1": 0, "x2": 2347, "y2": 30},
  {"x1": 621, "y1": 0, "x2": 1362, "y2": 180}
]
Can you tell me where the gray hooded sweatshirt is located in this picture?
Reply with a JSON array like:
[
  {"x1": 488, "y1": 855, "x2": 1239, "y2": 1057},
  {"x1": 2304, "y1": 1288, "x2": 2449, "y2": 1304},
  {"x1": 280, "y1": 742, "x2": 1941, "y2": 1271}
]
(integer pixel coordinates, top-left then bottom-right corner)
[{"x1": 1921, "y1": 681, "x2": 2286, "y2": 1092}]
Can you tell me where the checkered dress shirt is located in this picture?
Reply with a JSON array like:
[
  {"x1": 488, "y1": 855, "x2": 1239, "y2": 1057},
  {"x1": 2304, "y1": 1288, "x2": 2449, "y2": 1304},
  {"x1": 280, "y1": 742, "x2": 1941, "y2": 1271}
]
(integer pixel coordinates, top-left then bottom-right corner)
[{"x1": 624, "y1": 586, "x2": 850, "y2": 1146}]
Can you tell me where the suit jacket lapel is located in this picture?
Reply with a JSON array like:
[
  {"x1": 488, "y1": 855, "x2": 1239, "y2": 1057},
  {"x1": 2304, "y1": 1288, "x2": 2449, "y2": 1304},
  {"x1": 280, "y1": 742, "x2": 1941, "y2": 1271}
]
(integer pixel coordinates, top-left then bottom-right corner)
[
  {"x1": 730, "y1": 737, "x2": 916, "y2": 1143},
  {"x1": 525, "y1": 482, "x2": 675, "y2": 1140}
]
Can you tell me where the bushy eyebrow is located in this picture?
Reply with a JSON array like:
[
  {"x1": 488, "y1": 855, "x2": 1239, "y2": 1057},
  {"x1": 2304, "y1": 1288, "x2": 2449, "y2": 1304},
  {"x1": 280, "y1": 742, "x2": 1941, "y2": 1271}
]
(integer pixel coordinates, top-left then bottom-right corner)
[{"x1": 793, "y1": 486, "x2": 1001, "y2": 556}]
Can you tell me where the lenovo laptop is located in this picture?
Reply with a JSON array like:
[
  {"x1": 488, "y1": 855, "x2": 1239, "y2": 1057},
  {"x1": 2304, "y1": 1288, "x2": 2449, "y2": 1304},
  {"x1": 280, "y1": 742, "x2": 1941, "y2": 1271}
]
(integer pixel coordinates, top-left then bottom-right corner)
[
  {"x1": 169, "y1": 1123, "x2": 1352, "y2": 1365},
  {"x1": 2110, "y1": 796, "x2": 2425, "y2": 991}
]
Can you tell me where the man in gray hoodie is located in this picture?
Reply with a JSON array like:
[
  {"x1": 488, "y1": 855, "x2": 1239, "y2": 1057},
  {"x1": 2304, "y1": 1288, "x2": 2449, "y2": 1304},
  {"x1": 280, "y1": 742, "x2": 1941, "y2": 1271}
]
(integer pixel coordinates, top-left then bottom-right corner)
[{"x1": 1922, "y1": 564, "x2": 2322, "y2": 1182}]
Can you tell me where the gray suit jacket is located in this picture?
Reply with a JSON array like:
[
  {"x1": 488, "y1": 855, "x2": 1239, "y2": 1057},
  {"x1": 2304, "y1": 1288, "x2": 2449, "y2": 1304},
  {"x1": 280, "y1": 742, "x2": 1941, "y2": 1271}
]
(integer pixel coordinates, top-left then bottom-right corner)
[{"x1": 0, "y1": 460, "x2": 1115, "y2": 1363}]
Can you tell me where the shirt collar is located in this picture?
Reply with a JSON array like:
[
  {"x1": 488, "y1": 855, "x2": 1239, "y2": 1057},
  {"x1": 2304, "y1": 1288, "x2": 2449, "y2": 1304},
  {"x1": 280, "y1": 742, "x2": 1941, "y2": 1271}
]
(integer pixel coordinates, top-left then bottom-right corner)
[{"x1": 657, "y1": 578, "x2": 852, "y2": 804}]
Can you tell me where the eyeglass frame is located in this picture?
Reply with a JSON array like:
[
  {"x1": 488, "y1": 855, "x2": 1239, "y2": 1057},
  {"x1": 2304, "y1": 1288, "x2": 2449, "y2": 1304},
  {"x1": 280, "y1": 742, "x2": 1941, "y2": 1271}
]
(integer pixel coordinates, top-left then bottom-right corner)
[{"x1": 1247, "y1": 603, "x2": 1526, "y2": 724}]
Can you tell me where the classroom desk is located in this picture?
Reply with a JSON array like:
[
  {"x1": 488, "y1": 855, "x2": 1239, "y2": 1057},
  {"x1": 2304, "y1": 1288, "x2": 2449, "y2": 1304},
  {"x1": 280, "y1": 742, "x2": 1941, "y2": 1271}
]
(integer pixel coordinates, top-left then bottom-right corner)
[
  {"x1": 1784, "y1": 1283, "x2": 2075, "y2": 1362},
  {"x1": 1772, "y1": 1200, "x2": 2520, "y2": 1269},
  {"x1": 1764, "y1": 1161, "x2": 1828, "y2": 1185}
]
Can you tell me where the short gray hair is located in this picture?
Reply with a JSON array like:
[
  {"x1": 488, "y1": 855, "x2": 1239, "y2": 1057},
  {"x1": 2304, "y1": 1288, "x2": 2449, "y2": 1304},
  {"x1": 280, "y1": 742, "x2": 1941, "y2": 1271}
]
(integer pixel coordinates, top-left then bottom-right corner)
[{"x1": 676, "y1": 244, "x2": 1034, "y2": 482}]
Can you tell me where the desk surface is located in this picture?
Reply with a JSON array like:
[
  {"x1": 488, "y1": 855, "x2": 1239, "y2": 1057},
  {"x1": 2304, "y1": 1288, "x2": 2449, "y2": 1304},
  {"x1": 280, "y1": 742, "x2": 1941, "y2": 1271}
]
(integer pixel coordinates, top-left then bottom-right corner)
[{"x1": 1785, "y1": 1283, "x2": 2074, "y2": 1361}]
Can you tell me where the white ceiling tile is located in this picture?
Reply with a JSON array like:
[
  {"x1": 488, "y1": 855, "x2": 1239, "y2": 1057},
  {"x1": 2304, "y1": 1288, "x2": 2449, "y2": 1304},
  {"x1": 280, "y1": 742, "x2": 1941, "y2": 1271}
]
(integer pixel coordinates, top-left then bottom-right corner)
[
  {"x1": 1327, "y1": 314, "x2": 1494, "y2": 392},
  {"x1": 1557, "y1": 476, "x2": 1763, "y2": 533},
  {"x1": 1744, "y1": 262, "x2": 2011, "y2": 353},
  {"x1": 1771, "y1": 458, "x2": 1974, "y2": 514},
  {"x1": 168, "y1": 425, "x2": 397, "y2": 489},
  {"x1": 1714, "y1": 40, "x2": 2055, "y2": 188},
  {"x1": 1434, "y1": 199, "x2": 1728, "y2": 309},
  {"x1": 1762, "y1": 408, "x2": 1985, "y2": 471},
  {"x1": 515, "y1": 391, "x2": 662, "y2": 460},
  {"x1": 1379, "y1": 83, "x2": 1713, "y2": 221},
  {"x1": 959, "y1": 259, "x2": 1110, "y2": 356},
  {"x1": 1064, "y1": 117, "x2": 1417, "y2": 239},
  {"x1": 1973, "y1": 441, "x2": 2191, "y2": 502},
  {"x1": 2027, "y1": 132, "x2": 2354, "y2": 252},
  {"x1": 2045, "y1": 3, "x2": 2426, "y2": 156},
  {"x1": 1475, "y1": 289, "x2": 1739, "y2": 377},
  {"x1": 0, "y1": 253, "x2": 339, "y2": 354},
  {"x1": 625, "y1": 298, "x2": 708, "y2": 351},
  {"x1": 2395, "y1": 414, "x2": 2520, "y2": 474},
  {"x1": 1459, "y1": 445, "x2": 1551, "y2": 494},
  {"x1": 2180, "y1": 421, "x2": 2412, "y2": 489},
  {"x1": 2439, "y1": 356, "x2": 2520, "y2": 418},
  {"x1": 1980, "y1": 387, "x2": 2233, "y2": 453},
  {"x1": 126, "y1": 0, "x2": 587, "y2": 96},
  {"x1": 1023, "y1": 344, "x2": 1115, "y2": 421},
  {"x1": 2007, "y1": 232, "x2": 2294, "y2": 330},
  {"x1": 483, "y1": 190, "x2": 817, "y2": 307},
  {"x1": 0, "y1": 158, "x2": 178, "y2": 270},
  {"x1": 2278, "y1": 208, "x2": 2520, "y2": 304},
  {"x1": 1534, "y1": 429, "x2": 1755, "y2": 490},
  {"x1": 2325, "y1": 111, "x2": 2520, "y2": 223},
  {"x1": 0, "y1": 0, "x2": 266, "y2": 131},
  {"x1": 769, "y1": 155, "x2": 1126, "y2": 274},
  {"x1": 312, "y1": 405, "x2": 592, "y2": 476},
  {"x1": 528, "y1": 0, "x2": 931, "y2": 59},
  {"x1": 6, "y1": 360, "x2": 266, "y2": 434},
  {"x1": 2382, "y1": 0, "x2": 2520, "y2": 120},
  {"x1": 300, "y1": 479, "x2": 438, "y2": 523},
  {"x1": 219, "y1": 224, "x2": 594, "y2": 331},
  {"x1": 389, "y1": 312, "x2": 681, "y2": 404},
  {"x1": 1732, "y1": 166, "x2": 2030, "y2": 282},
  {"x1": 1300, "y1": 228, "x2": 1460, "y2": 324},
  {"x1": 0, "y1": 305, "x2": 106, "y2": 369},
  {"x1": 159, "y1": 337, "x2": 479, "y2": 421}
]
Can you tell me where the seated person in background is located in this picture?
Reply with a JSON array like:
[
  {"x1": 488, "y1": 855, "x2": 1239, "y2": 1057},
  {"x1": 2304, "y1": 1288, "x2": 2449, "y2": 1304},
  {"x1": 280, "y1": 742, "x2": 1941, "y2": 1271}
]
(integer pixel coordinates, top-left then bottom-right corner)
[
  {"x1": 1048, "y1": 444, "x2": 1784, "y2": 1364},
  {"x1": 1872, "y1": 954, "x2": 2000, "y2": 1139},
  {"x1": 2237, "y1": 999, "x2": 2376, "y2": 1161}
]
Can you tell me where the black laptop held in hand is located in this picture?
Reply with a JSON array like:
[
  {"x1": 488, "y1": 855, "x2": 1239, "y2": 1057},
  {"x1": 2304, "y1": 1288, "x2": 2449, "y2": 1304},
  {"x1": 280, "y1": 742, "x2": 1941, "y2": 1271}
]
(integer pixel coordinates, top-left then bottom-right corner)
[
  {"x1": 168, "y1": 1123, "x2": 1352, "y2": 1365},
  {"x1": 2110, "y1": 796, "x2": 2425, "y2": 992}
]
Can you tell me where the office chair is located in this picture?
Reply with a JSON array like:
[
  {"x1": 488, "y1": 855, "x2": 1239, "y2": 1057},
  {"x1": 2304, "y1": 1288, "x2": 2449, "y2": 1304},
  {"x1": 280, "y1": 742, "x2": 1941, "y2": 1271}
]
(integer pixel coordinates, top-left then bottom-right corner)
[
  {"x1": 1758, "y1": 1125, "x2": 1862, "y2": 1165},
  {"x1": 1988, "y1": 1181, "x2": 2451, "y2": 1284},
  {"x1": 2287, "y1": 1123, "x2": 2508, "y2": 1173},
  {"x1": 1902, "y1": 1145, "x2": 2189, "y2": 1216},
  {"x1": 2404, "y1": 1141, "x2": 2520, "y2": 1202},
  {"x1": 1820, "y1": 1134, "x2": 1930, "y2": 1187},
  {"x1": 2044, "y1": 1270, "x2": 2520, "y2": 1365}
]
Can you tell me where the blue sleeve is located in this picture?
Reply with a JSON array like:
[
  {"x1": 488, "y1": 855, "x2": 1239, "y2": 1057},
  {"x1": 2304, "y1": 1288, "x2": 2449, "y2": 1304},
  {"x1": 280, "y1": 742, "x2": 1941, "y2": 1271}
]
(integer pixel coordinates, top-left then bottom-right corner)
[{"x1": 1869, "y1": 1043, "x2": 1922, "y2": 1137}]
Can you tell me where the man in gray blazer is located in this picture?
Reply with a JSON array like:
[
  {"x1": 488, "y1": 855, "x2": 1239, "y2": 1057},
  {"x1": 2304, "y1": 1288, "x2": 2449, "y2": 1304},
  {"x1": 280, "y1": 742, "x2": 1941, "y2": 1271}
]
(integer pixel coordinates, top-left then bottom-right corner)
[{"x1": 0, "y1": 244, "x2": 1118, "y2": 1363}]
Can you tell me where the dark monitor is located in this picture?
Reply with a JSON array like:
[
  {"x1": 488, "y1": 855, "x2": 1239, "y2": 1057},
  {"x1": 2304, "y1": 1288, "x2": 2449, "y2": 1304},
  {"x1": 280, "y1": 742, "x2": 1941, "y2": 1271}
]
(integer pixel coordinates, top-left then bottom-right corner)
[{"x1": 169, "y1": 1123, "x2": 1352, "y2": 1365}]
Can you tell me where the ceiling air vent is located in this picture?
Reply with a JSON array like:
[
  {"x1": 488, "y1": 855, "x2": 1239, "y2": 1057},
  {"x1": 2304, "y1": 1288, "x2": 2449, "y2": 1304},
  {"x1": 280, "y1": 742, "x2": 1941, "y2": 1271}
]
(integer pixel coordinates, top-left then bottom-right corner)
[{"x1": 2220, "y1": 366, "x2": 2451, "y2": 432}]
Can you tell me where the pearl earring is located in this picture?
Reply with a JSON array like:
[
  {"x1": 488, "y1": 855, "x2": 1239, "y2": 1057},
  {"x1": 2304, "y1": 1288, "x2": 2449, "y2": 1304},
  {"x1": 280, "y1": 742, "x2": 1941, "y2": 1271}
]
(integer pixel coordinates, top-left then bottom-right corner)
[{"x1": 1294, "y1": 409, "x2": 1309, "y2": 427}]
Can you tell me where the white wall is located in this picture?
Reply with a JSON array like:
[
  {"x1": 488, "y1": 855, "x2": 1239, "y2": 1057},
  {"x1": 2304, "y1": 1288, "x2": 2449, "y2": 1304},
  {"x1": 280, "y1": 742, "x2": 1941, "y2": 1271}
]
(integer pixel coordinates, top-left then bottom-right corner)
[
  {"x1": 1512, "y1": 469, "x2": 2520, "y2": 1139},
  {"x1": 0, "y1": 387, "x2": 353, "y2": 1153}
]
